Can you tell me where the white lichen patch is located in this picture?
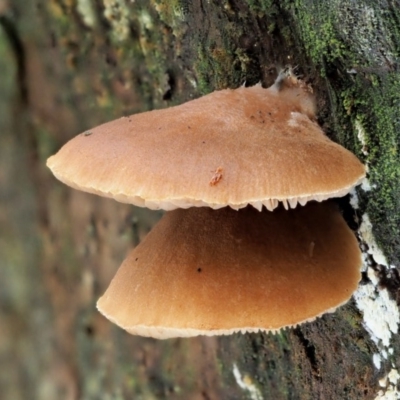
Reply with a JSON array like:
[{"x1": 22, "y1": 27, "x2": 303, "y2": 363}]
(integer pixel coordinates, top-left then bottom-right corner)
[
  {"x1": 375, "y1": 369, "x2": 400, "y2": 400},
  {"x1": 348, "y1": 120, "x2": 372, "y2": 210},
  {"x1": 349, "y1": 187, "x2": 360, "y2": 210},
  {"x1": 349, "y1": 178, "x2": 372, "y2": 211},
  {"x1": 388, "y1": 369, "x2": 400, "y2": 385},
  {"x1": 375, "y1": 386, "x2": 400, "y2": 400},
  {"x1": 361, "y1": 178, "x2": 372, "y2": 192},
  {"x1": 353, "y1": 210, "x2": 400, "y2": 398},
  {"x1": 103, "y1": 0, "x2": 130, "y2": 41},
  {"x1": 351, "y1": 180, "x2": 400, "y2": 399},
  {"x1": 359, "y1": 214, "x2": 388, "y2": 267},
  {"x1": 232, "y1": 363, "x2": 263, "y2": 400},
  {"x1": 355, "y1": 120, "x2": 369, "y2": 156},
  {"x1": 354, "y1": 214, "x2": 399, "y2": 349},
  {"x1": 354, "y1": 282, "x2": 399, "y2": 348},
  {"x1": 138, "y1": 10, "x2": 153, "y2": 30},
  {"x1": 334, "y1": 1, "x2": 396, "y2": 66},
  {"x1": 373, "y1": 353, "x2": 382, "y2": 370},
  {"x1": 76, "y1": 0, "x2": 96, "y2": 28}
]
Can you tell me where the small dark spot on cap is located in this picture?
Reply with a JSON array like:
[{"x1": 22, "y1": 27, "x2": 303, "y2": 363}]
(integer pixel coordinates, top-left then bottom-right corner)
[
  {"x1": 135, "y1": 258, "x2": 139, "y2": 261},
  {"x1": 197, "y1": 268, "x2": 202, "y2": 273},
  {"x1": 202, "y1": 141, "x2": 205, "y2": 144}
]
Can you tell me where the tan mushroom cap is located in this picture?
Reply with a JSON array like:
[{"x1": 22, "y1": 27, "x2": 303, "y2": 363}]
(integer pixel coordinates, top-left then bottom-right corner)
[
  {"x1": 97, "y1": 202, "x2": 362, "y2": 339},
  {"x1": 47, "y1": 78, "x2": 366, "y2": 211}
]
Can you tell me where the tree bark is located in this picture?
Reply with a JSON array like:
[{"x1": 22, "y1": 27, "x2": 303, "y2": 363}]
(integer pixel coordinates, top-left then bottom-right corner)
[{"x1": 1, "y1": 1, "x2": 399, "y2": 399}]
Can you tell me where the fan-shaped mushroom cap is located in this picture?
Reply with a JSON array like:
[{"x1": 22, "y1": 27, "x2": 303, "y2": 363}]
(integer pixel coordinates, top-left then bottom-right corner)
[
  {"x1": 47, "y1": 78, "x2": 365, "y2": 211},
  {"x1": 97, "y1": 202, "x2": 361, "y2": 339}
]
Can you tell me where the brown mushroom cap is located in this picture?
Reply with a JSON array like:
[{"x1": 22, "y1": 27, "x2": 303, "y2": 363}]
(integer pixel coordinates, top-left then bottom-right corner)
[
  {"x1": 47, "y1": 80, "x2": 365, "y2": 211},
  {"x1": 97, "y1": 202, "x2": 361, "y2": 339}
]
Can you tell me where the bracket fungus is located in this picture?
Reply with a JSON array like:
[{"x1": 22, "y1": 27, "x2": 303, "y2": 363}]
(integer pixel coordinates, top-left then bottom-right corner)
[
  {"x1": 97, "y1": 203, "x2": 362, "y2": 339},
  {"x1": 47, "y1": 71, "x2": 365, "y2": 339},
  {"x1": 47, "y1": 73, "x2": 365, "y2": 212}
]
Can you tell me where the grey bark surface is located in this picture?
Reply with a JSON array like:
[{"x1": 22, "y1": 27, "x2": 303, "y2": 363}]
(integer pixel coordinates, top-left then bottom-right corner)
[{"x1": 0, "y1": 1, "x2": 399, "y2": 399}]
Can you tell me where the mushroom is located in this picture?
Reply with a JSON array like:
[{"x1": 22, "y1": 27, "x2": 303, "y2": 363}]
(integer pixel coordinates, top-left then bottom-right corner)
[
  {"x1": 97, "y1": 202, "x2": 362, "y2": 339},
  {"x1": 46, "y1": 73, "x2": 365, "y2": 211}
]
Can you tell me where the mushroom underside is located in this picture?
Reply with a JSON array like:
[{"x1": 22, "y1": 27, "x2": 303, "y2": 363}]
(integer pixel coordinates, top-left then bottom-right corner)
[{"x1": 49, "y1": 171, "x2": 364, "y2": 211}]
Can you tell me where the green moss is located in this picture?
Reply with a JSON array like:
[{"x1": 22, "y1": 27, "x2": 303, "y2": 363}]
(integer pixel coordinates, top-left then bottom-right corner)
[
  {"x1": 331, "y1": 72, "x2": 400, "y2": 263},
  {"x1": 194, "y1": 43, "x2": 231, "y2": 93},
  {"x1": 151, "y1": 0, "x2": 187, "y2": 33},
  {"x1": 363, "y1": 76, "x2": 400, "y2": 262},
  {"x1": 193, "y1": 34, "x2": 245, "y2": 94},
  {"x1": 281, "y1": 2, "x2": 353, "y2": 75},
  {"x1": 35, "y1": 128, "x2": 59, "y2": 163},
  {"x1": 281, "y1": 0, "x2": 400, "y2": 263},
  {"x1": 244, "y1": 0, "x2": 277, "y2": 16}
]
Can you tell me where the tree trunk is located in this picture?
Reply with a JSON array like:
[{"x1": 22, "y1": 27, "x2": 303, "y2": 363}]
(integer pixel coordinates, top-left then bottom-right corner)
[{"x1": 1, "y1": 1, "x2": 399, "y2": 399}]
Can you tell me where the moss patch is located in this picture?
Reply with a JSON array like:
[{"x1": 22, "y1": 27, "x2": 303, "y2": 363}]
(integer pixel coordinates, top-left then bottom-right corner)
[{"x1": 282, "y1": 0, "x2": 400, "y2": 264}]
